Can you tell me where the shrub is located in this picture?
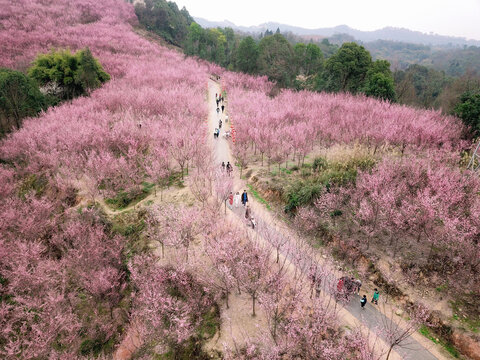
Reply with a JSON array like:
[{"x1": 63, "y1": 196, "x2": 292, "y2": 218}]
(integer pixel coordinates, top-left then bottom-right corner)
[
  {"x1": 285, "y1": 179, "x2": 323, "y2": 213},
  {"x1": 28, "y1": 48, "x2": 110, "y2": 100},
  {"x1": 312, "y1": 157, "x2": 327, "y2": 172}
]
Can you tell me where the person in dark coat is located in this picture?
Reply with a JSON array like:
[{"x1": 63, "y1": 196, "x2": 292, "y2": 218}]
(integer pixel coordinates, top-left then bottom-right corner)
[
  {"x1": 241, "y1": 190, "x2": 248, "y2": 206},
  {"x1": 360, "y1": 295, "x2": 367, "y2": 309}
]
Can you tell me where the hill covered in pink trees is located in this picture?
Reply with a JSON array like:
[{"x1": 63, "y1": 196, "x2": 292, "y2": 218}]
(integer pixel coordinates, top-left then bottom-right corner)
[
  {"x1": 1, "y1": 0, "x2": 478, "y2": 358},
  {"x1": 0, "y1": 0, "x2": 215, "y2": 357}
]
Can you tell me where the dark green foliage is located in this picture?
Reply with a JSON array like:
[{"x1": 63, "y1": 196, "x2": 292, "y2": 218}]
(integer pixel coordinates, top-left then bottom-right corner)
[
  {"x1": 364, "y1": 72, "x2": 396, "y2": 102},
  {"x1": 284, "y1": 157, "x2": 373, "y2": 213},
  {"x1": 324, "y1": 42, "x2": 372, "y2": 93},
  {"x1": 28, "y1": 48, "x2": 109, "y2": 100},
  {"x1": 236, "y1": 36, "x2": 259, "y2": 74},
  {"x1": 312, "y1": 157, "x2": 327, "y2": 172},
  {"x1": 80, "y1": 333, "x2": 117, "y2": 356},
  {"x1": 257, "y1": 34, "x2": 296, "y2": 87},
  {"x1": 184, "y1": 23, "x2": 234, "y2": 66},
  {"x1": 284, "y1": 179, "x2": 324, "y2": 213},
  {"x1": 105, "y1": 182, "x2": 153, "y2": 210},
  {"x1": 454, "y1": 91, "x2": 480, "y2": 136},
  {"x1": 135, "y1": 0, "x2": 194, "y2": 46},
  {"x1": 0, "y1": 68, "x2": 46, "y2": 136},
  {"x1": 394, "y1": 64, "x2": 448, "y2": 108},
  {"x1": 294, "y1": 43, "x2": 324, "y2": 76}
]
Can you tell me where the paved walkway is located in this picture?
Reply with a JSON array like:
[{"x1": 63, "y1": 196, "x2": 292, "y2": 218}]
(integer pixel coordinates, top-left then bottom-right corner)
[{"x1": 207, "y1": 79, "x2": 440, "y2": 360}]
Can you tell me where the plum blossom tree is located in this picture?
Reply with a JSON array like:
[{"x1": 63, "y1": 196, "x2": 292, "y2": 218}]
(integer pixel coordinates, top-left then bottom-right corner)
[
  {"x1": 154, "y1": 204, "x2": 204, "y2": 261},
  {"x1": 238, "y1": 239, "x2": 272, "y2": 316},
  {"x1": 128, "y1": 256, "x2": 214, "y2": 354}
]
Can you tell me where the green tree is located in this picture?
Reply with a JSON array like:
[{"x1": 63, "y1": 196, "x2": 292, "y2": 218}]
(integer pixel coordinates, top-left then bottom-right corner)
[
  {"x1": 28, "y1": 48, "x2": 110, "y2": 100},
  {"x1": 394, "y1": 64, "x2": 447, "y2": 108},
  {"x1": 257, "y1": 34, "x2": 296, "y2": 87},
  {"x1": 207, "y1": 28, "x2": 227, "y2": 64},
  {"x1": 235, "y1": 36, "x2": 259, "y2": 74},
  {"x1": 184, "y1": 22, "x2": 205, "y2": 56},
  {"x1": 363, "y1": 59, "x2": 396, "y2": 101},
  {"x1": 454, "y1": 91, "x2": 480, "y2": 136},
  {"x1": 324, "y1": 42, "x2": 372, "y2": 93},
  {"x1": 76, "y1": 48, "x2": 110, "y2": 92},
  {"x1": 363, "y1": 72, "x2": 396, "y2": 101},
  {"x1": 0, "y1": 68, "x2": 46, "y2": 136},
  {"x1": 135, "y1": 0, "x2": 193, "y2": 46},
  {"x1": 294, "y1": 43, "x2": 323, "y2": 76}
]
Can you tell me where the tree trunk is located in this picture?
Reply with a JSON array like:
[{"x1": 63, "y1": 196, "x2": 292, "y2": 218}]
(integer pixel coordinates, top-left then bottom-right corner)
[
  {"x1": 252, "y1": 293, "x2": 256, "y2": 317},
  {"x1": 386, "y1": 345, "x2": 394, "y2": 360}
]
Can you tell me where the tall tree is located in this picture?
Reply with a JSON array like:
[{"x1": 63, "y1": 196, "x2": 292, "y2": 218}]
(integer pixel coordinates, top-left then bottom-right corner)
[
  {"x1": 363, "y1": 60, "x2": 396, "y2": 101},
  {"x1": 324, "y1": 42, "x2": 372, "y2": 93},
  {"x1": 294, "y1": 43, "x2": 324, "y2": 76},
  {"x1": 454, "y1": 90, "x2": 480, "y2": 136},
  {"x1": 257, "y1": 34, "x2": 296, "y2": 87},
  {"x1": 235, "y1": 36, "x2": 259, "y2": 74},
  {"x1": 0, "y1": 68, "x2": 45, "y2": 136}
]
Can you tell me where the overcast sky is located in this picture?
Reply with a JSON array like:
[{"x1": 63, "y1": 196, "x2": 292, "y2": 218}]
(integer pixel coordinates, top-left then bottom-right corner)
[{"x1": 172, "y1": 0, "x2": 480, "y2": 40}]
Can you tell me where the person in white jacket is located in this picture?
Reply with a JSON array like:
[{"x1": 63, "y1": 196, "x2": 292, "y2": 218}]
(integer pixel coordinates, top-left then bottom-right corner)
[{"x1": 233, "y1": 191, "x2": 241, "y2": 208}]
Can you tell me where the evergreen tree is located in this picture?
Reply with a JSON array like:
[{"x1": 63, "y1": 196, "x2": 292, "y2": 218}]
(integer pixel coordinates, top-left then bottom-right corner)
[
  {"x1": 0, "y1": 68, "x2": 45, "y2": 136},
  {"x1": 236, "y1": 36, "x2": 259, "y2": 74}
]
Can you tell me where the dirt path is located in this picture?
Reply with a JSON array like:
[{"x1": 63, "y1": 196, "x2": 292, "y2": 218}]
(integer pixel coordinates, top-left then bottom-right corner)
[{"x1": 207, "y1": 79, "x2": 449, "y2": 360}]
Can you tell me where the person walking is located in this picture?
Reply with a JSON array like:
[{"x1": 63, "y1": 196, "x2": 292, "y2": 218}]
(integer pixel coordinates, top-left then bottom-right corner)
[
  {"x1": 371, "y1": 289, "x2": 379, "y2": 305},
  {"x1": 234, "y1": 191, "x2": 240, "y2": 208},
  {"x1": 221, "y1": 162, "x2": 225, "y2": 171},
  {"x1": 216, "y1": 107, "x2": 220, "y2": 115},
  {"x1": 241, "y1": 190, "x2": 248, "y2": 206},
  {"x1": 245, "y1": 205, "x2": 251, "y2": 220},
  {"x1": 308, "y1": 265, "x2": 317, "y2": 299},
  {"x1": 219, "y1": 119, "x2": 222, "y2": 128},
  {"x1": 360, "y1": 295, "x2": 367, "y2": 309},
  {"x1": 226, "y1": 161, "x2": 232, "y2": 176},
  {"x1": 354, "y1": 279, "x2": 362, "y2": 295},
  {"x1": 228, "y1": 192, "x2": 234, "y2": 209},
  {"x1": 221, "y1": 104, "x2": 225, "y2": 113}
]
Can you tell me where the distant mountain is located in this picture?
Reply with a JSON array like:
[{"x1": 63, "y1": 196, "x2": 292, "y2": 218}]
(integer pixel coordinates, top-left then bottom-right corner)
[{"x1": 194, "y1": 17, "x2": 480, "y2": 47}]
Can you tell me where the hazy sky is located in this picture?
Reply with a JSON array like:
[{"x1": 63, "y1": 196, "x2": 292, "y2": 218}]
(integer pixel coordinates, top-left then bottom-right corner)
[{"x1": 173, "y1": 0, "x2": 480, "y2": 40}]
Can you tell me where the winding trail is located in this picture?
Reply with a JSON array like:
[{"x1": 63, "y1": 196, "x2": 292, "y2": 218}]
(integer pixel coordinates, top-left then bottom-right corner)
[{"x1": 207, "y1": 79, "x2": 446, "y2": 360}]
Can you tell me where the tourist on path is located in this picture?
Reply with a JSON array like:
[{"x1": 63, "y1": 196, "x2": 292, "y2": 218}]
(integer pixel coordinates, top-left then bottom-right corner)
[
  {"x1": 228, "y1": 192, "x2": 234, "y2": 209},
  {"x1": 371, "y1": 289, "x2": 379, "y2": 305},
  {"x1": 221, "y1": 104, "x2": 225, "y2": 113},
  {"x1": 354, "y1": 279, "x2": 362, "y2": 295},
  {"x1": 245, "y1": 205, "x2": 251, "y2": 219},
  {"x1": 360, "y1": 295, "x2": 367, "y2": 309},
  {"x1": 234, "y1": 191, "x2": 241, "y2": 208},
  {"x1": 241, "y1": 190, "x2": 248, "y2": 206},
  {"x1": 226, "y1": 161, "x2": 232, "y2": 176},
  {"x1": 221, "y1": 162, "x2": 225, "y2": 171}
]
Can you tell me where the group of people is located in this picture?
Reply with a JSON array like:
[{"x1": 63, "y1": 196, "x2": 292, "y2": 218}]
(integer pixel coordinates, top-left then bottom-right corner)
[
  {"x1": 213, "y1": 93, "x2": 227, "y2": 139},
  {"x1": 221, "y1": 161, "x2": 233, "y2": 176},
  {"x1": 216, "y1": 93, "x2": 224, "y2": 107},
  {"x1": 224, "y1": 189, "x2": 255, "y2": 228}
]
